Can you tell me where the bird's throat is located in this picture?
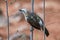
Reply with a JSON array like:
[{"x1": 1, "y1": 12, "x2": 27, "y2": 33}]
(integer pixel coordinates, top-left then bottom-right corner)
[{"x1": 23, "y1": 13, "x2": 28, "y2": 17}]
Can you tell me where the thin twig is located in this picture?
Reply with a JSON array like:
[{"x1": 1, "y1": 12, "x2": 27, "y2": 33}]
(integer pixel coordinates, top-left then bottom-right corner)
[
  {"x1": 30, "y1": 0, "x2": 34, "y2": 40},
  {"x1": 42, "y1": 0, "x2": 46, "y2": 40},
  {"x1": 5, "y1": 0, "x2": 9, "y2": 40}
]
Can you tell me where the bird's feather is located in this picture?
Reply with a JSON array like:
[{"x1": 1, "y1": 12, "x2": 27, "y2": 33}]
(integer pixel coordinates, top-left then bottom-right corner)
[
  {"x1": 27, "y1": 13, "x2": 49, "y2": 36},
  {"x1": 27, "y1": 13, "x2": 41, "y2": 30}
]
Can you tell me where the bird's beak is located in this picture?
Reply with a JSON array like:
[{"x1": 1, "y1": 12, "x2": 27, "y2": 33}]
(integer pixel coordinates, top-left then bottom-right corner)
[
  {"x1": 19, "y1": 9, "x2": 23, "y2": 14},
  {"x1": 19, "y1": 9, "x2": 22, "y2": 12}
]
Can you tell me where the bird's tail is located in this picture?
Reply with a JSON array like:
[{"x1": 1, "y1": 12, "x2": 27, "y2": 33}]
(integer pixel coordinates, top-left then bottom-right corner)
[
  {"x1": 44, "y1": 28, "x2": 49, "y2": 37},
  {"x1": 41, "y1": 27, "x2": 49, "y2": 37}
]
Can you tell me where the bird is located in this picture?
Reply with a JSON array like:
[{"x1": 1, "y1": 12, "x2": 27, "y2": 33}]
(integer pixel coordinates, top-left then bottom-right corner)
[{"x1": 19, "y1": 8, "x2": 49, "y2": 37}]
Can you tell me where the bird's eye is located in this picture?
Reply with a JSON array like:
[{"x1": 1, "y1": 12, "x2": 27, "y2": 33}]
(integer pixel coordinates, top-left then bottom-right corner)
[{"x1": 19, "y1": 9, "x2": 26, "y2": 13}]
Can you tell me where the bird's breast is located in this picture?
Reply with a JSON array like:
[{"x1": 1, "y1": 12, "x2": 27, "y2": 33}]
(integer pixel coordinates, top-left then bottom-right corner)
[{"x1": 27, "y1": 16, "x2": 41, "y2": 29}]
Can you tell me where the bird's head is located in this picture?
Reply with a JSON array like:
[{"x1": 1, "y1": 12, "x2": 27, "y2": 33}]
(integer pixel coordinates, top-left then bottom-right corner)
[{"x1": 19, "y1": 8, "x2": 28, "y2": 17}]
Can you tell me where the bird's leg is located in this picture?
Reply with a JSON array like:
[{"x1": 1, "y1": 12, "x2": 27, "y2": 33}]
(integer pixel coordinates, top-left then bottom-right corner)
[
  {"x1": 40, "y1": 28, "x2": 42, "y2": 31},
  {"x1": 30, "y1": 27, "x2": 34, "y2": 31}
]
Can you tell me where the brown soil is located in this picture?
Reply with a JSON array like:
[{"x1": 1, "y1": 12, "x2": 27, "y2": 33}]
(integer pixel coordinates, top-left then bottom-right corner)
[{"x1": 0, "y1": 0, "x2": 60, "y2": 40}]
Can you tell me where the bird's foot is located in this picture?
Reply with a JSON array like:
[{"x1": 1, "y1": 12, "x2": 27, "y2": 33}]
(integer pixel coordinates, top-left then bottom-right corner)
[{"x1": 30, "y1": 27, "x2": 34, "y2": 31}]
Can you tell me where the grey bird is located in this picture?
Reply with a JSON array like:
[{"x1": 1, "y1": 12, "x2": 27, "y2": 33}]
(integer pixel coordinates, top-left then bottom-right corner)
[{"x1": 19, "y1": 8, "x2": 49, "y2": 37}]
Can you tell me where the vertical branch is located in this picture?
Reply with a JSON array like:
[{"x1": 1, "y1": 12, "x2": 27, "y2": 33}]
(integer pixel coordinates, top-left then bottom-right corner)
[
  {"x1": 30, "y1": 0, "x2": 34, "y2": 40},
  {"x1": 5, "y1": 0, "x2": 9, "y2": 40},
  {"x1": 42, "y1": 0, "x2": 46, "y2": 40},
  {"x1": 31, "y1": 0, "x2": 34, "y2": 13},
  {"x1": 30, "y1": 26, "x2": 33, "y2": 40}
]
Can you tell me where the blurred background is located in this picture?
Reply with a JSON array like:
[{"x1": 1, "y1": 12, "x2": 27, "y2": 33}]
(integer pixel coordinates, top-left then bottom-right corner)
[{"x1": 0, "y1": 0, "x2": 60, "y2": 40}]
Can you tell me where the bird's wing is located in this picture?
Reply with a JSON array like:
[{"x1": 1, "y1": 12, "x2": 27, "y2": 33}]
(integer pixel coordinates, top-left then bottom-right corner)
[
  {"x1": 27, "y1": 13, "x2": 41, "y2": 30},
  {"x1": 27, "y1": 13, "x2": 49, "y2": 36},
  {"x1": 36, "y1": 15, "x2": 44, "y2": 27},
  {"x1": 35, "y1": 14, "x2": 49, "y2": 36}
]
